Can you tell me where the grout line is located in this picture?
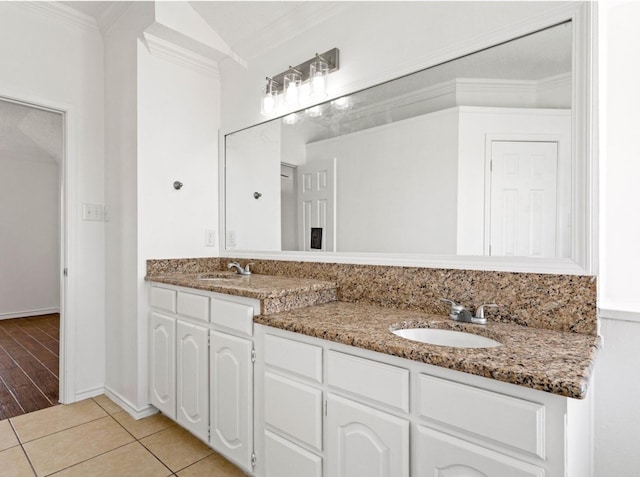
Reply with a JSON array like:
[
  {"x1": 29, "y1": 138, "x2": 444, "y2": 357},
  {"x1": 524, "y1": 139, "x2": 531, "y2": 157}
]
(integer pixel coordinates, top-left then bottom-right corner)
[{"x1": 8, "y1": 419, "x2": 38, "y2": 477}]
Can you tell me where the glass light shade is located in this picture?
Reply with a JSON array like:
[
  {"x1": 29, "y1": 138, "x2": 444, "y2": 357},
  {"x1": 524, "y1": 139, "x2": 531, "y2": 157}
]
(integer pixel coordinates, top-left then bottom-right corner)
[
  {"x1": 282, "y1": 113, "x2": 299, "y2": 125},
  {"x1": 306, "y1": 105, "x2": 322, "y2": 117},
  {"x1": 331, "y1": 96, "x2": 351, "y2": 110},
  {"x1": 309, "y1": 60, "x2": 329, "y2": 97},
  {"x1": 283, "y1": 72, "x2": 302, "y2": 107},
  {"x1": 261, "y1": 84, "x2": 278, "y2": 116}
]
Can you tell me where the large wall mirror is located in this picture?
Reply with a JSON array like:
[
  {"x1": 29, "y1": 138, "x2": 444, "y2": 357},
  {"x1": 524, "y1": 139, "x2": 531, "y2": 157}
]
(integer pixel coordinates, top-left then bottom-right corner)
[{"x1": 223, "y1": 8, "x2": 596, "y2": 275}]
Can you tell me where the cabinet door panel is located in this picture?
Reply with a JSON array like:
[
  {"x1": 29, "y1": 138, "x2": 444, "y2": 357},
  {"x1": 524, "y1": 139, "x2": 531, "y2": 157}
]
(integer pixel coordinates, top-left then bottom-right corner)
[
  {"x1": 210, "y1": 330, "x2": 253, "y2": 470},
  {"x1": 415, "y1": 425, "x2": 544, "y2": 477},
  {"x1": 326, "y1": 394, "x2": 409, "y2": 477},
  {"x1": 176, "y1": 321, "x2": 209, "y2": 441},
  {"x1": 265, "y1": 430, "x2": 322, "y2": 477},
  {"x1": 149, "y1": 312, "x2": 176, "y2": 419}
]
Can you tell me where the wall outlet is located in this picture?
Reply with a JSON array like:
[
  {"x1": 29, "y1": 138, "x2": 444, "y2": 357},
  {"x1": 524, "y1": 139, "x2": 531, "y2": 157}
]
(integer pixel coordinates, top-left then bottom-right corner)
[
  {"x1": 205, "y1": 229, "x2": 216, "y2": 247},
  {"x1": 82, "y1": 203, "x2": 104, "y2": 221},
  {"x1": 226, "y1": 230, "x2": 237, "y2": 249}
]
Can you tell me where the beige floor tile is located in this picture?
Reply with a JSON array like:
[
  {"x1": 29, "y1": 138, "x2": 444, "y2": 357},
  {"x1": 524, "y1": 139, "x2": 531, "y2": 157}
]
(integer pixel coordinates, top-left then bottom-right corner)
[
  {"x1": 11, "y1": 399, "x2": 107, "y2": 443},
  {"x1": 0, "y1": 419, "x2": 19, "y2": 451},
  {"x1": 141, "y1": 425, "x2": 213, "y2": 472},
  {"x1": 0, "y1": 446, "x2": 36, "y2": 477},
  {"x1": 177, "y1": 452, "x2": 247, "y2": 477},
  {"x1": 52, "y1": 442, "x2": 172, "y2": 477},
  {"x1": 23, "y1": 416, "x2": 134, "y2": 476},
  {"x1": 92, "y1": 394, "x2": 122, "y2": 415},
  {"x1": 112, "y1": 410, "x2": 175, "y2": 439}
]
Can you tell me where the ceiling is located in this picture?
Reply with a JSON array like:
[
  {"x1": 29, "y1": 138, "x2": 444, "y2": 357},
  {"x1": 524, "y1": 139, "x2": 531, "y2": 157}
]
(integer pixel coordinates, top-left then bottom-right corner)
[{"x1": 0, "y1": 100, "x2": 63, "y2": 165}]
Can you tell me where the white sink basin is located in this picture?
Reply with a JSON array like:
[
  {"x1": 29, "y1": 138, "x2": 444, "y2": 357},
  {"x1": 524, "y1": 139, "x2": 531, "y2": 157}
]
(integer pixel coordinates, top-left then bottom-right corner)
[{"x1": 392, "y1": 328, "x2": 501, "y2": 348}]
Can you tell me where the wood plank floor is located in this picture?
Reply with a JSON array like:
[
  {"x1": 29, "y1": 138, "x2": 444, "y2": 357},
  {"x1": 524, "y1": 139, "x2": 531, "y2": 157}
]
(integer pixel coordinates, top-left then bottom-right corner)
[{"x1": 0, "y1": 314, "x2": 59, "y2": 420}]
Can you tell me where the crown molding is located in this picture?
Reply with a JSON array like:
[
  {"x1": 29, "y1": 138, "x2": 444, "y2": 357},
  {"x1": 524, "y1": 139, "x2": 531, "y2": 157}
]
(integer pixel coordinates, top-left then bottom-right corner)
[
  {"x1": 16, "y1": 1, "x2": 98, "y2": 32},
  {"x1": 233, "y1": 2, "x2": 351, "y2": 61},
  {"x1": 142, "y1": 32, "x2": 220, "y2": 79},
  {"x1": 97, "y1": 1, "x2": 133, "y2": 34}
]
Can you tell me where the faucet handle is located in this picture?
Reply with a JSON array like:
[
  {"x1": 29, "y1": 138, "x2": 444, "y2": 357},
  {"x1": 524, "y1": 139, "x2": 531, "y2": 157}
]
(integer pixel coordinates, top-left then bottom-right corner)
[
  {"x1": 475, "y1": 304, "x2": 498, "y2": 319},
  {"x1": 244, "y1": 263, "x2": 254, "y2": 274},
  {"x1": 440, "y1": 298, "x2": 466, "y2": 317}
]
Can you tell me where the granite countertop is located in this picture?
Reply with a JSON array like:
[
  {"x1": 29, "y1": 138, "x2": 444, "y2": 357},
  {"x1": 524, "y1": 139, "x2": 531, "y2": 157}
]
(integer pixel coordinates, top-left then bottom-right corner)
[
  {"x1": 255, "y1": 301, "x2": 600, "y2": 399},
  {"x1": 145, "y1": 272, "x2": 338, "y2": 314}
]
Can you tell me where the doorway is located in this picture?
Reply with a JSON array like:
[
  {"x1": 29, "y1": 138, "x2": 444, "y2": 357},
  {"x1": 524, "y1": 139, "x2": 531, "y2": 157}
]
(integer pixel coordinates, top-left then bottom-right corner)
[{"x1": 0, "y1": 97, "x2": 64, "y2": 418}]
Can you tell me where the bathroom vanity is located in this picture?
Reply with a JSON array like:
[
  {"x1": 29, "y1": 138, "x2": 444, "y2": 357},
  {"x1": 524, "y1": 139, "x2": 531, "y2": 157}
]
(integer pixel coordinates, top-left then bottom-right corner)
[{"x1": 146, "y1": 267, "x2": 598, "y2": 477}]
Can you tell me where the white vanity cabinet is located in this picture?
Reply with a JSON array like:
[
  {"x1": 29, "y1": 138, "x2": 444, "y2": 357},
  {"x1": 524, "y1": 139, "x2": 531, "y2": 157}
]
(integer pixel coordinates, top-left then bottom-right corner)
[
  {"x1": 255, "y1": 325, "x2": 592, "y2": 477},
  {"x1": 148, "y1": 283, "x2": 260, "y2": 474}
]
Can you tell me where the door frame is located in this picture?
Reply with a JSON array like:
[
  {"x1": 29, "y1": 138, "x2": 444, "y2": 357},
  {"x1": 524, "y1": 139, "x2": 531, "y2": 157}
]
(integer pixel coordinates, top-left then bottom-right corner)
[
  {"x1": 483, "y1": 133, "x2": 567, "y2": 258},
  {"x1": 0, "y1": 90, "x2": 77, "y2": 404}
]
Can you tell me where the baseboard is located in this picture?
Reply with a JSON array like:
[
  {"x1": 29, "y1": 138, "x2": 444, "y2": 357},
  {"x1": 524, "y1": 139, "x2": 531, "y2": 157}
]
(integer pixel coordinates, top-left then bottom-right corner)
[
  {"x1": 104, "y1": 386, "x2": 158, "y2": 420},
  {"x1": 73, "y1": 385, "x2": 105, "y2": 403},
  {"x1": 0, "y1": 308, "x2": 60, "y2": 320}
]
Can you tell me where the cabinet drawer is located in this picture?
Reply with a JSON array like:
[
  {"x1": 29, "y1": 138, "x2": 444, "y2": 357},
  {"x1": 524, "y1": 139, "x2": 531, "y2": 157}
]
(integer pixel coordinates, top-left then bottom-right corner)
[
  {"x1": 265, "y1": 372, "x2": 322, "y2": 450},
  {"x1": 265, "y1": 334, "x2": 322, "y2": 383},
  {"x1": 210, "y1": 297, "x2": 253, "y2": 336},
  {"x1": 265, "y1": 430, "x2": 322, "y2": 477},
  {"x1": 418, "y1": 374, "x2": 545, "y2": 458},
  {"x1": 416, "y1": 425, "x2": 544, "y2": 477},
  {"x1": 150, "y1": 286, "x2": 177, "y2": 313},
  {"x1": 327, "y1": 350, "x2": 409, "y2": 412},
  {"x1": 176, "y1": 291, "x2": 209, "y2": 323}
]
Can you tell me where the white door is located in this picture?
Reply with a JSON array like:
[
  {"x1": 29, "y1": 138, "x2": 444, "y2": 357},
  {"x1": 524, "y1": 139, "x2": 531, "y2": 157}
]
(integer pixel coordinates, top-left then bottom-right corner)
[
  {"x1": 149, "y1": 312, "x2": 176, "y2": 419},
  {"x1": 415, "y1": 425, "x2": 545, "y2": 477},
  {"x1": 297, "y1": 158, "x2": 337, "y2": 252},
  {"x1": 210, "y1": 330, "x2": 253, "y2": 471},
  {"x1": 489, "y1": 141, "x2": 558, "y2": 257},
  {"x1": 176, "y1": 321, "x2": 209, "y2": 441},
  {"x1": 326, "y1": 394, "x2": 409, "y2": 477}
]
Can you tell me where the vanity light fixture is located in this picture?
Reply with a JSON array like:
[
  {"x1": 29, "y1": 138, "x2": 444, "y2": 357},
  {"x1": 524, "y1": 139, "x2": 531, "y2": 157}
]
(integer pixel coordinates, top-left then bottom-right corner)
[
  {"x1": 260, "y1": 48, "x2": 340, "y2": 116},
  {"x1": 306, "y1": 105, "x2": 323, "y2": 118},
  {"x1": 331, "y1": 95, "x2": 351, "y2": 110},
  {"x1": 282, "y1": 113, "x2": 299, "y2": 125}
]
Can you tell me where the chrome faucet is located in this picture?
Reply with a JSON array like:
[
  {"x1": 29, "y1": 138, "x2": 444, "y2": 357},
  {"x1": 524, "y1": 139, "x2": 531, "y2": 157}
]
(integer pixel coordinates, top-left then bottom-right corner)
[
  {"x1": 227, "y1": 262, "x2": 254, "y2": 276},
  {"x1": 440, "y1": 299, "x2": 497, "y2": 325}
]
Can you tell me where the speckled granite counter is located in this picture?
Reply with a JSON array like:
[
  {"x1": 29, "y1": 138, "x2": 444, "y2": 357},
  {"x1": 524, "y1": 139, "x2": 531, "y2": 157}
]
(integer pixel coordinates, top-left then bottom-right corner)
[
  {"x1": 255, "y1": 301, "x2": 600, "y2": 399},
  {"x1": 145, "y1": 272, "x2": 338, "y2": 315}
]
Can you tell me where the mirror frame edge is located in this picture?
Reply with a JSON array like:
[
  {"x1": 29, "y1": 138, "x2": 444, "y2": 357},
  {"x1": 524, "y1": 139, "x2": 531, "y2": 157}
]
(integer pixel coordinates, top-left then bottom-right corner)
[{"x1": 218, "y1": 2, "x2": 598, "y2": 276}]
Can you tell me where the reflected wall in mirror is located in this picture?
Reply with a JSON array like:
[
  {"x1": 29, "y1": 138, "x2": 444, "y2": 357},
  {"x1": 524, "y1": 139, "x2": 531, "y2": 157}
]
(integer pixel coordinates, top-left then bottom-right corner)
[{"x1": 225, "y1": 21, "x2": 574, "y2": 259}]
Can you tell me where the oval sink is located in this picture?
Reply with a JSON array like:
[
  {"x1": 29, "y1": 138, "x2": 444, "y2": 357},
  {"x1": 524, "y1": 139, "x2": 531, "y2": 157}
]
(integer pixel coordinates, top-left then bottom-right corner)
[{"x1": 392, "y1": 328, "x2": 501, "y2": 348}]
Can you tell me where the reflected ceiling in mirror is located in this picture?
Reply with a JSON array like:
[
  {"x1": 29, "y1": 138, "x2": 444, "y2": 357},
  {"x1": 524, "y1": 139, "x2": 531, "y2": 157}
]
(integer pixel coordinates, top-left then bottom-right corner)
[{"x1": 225, "y1": 21, "x2": 575, "y2": 260}]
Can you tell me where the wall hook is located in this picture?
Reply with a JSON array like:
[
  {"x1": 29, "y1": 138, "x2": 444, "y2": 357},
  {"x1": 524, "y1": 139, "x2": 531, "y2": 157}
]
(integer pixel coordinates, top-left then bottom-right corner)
[
  {"x1": 254, "y1": 192, "x2": 262, "y2": 199},
  {"x1": 173, "y1": 181, "x2": 183, "y2": 190}
]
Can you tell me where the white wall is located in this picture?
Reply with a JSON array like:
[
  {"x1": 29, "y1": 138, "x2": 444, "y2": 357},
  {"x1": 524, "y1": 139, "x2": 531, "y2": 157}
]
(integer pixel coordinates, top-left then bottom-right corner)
[
  {"x1": 225, "y1": 121, "x2": 281, "y2": 251},
  {"x1": 306, "y1": 109, "x2": 459, "y2": 254},
  {"x1": 104, "y1": 3, "x2": 222, "y2": 415},
  {"x1": 0, "y1": 3, "x2": 105, "y2": 400},
  {"x1": 0, "y1": 154, "x2": 59, "y2": 318},
  {"x1": 594, "y1": 2, "x2": 640, "y2": 475}
]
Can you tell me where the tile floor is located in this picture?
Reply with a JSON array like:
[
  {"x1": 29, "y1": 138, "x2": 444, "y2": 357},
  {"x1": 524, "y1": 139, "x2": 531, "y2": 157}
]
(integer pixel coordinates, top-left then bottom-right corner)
[
  {"x1": 0, "y1": 314, "x2": 60, "y2": 420},
  {"x1": 0, "y1": 395, "x2": 247, "y2": 476}
]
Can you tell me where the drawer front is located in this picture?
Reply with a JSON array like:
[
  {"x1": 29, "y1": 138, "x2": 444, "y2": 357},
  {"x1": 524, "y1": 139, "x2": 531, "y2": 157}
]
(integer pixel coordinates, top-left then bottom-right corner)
[
  {"x1": 327, "y1": 350, "x2": 409, "y2": 412},
  {"x1": 265, "y1": 372, "x2": 323, "y2": 450},
  {"x1": 265, "y1": 430, "x2": 322, "y2": 477},
  {"x1": 265, "y1": 334, "x2": 322, "y2": 383},
  {"x1": 416, "y1": 425, "x2": 544, "y2": 477},
  {"x1": 210, "y1": 297, "x2": 254, "y2": 336},
  {"x1": 150, "y1": 286, "x2": 177, "y2": 313},
  {"x1": 418, "y1": 374, "x2": 545, "y2": 458},
  {"x1": 176, "y1": 291, "x2": 209, "y2": 323}
]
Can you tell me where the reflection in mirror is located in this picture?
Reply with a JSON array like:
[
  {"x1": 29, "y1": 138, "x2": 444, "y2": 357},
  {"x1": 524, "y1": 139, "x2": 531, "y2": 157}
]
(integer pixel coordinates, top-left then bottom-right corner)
[{"x1": 225, "y1": 21, "x2": 573, "y2": 258}]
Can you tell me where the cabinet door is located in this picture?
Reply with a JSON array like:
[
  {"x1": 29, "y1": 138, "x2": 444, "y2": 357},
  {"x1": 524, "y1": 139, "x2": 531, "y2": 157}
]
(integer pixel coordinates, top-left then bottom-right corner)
[
  {"x1": 210, "y1": 330, "x2": 253, "y2": 471},
  {"x1": 415, "y1": 425, "x2": 544, "y2": 477},
  {"x1": 326, "y1": 394, "x2": 409, "y2": 477},
  {"x1": 265, "y1": 430, "x2": 322, "y2": 477},
  {"x1": 149, "y1": 312, "x2": 176, "y2": 419},
  {"x1": 176, "y1": 320, "x2": 209, "y2": 441}
]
